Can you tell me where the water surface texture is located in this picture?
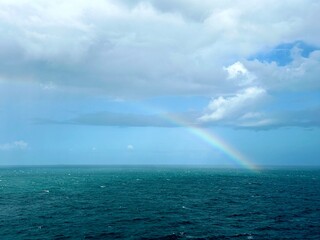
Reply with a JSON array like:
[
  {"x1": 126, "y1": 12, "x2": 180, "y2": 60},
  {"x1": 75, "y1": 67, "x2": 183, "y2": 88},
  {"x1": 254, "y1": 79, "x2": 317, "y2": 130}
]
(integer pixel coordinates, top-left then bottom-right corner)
[{"x1": 0, "y1": 166, "x2": 319, "y2": 239}]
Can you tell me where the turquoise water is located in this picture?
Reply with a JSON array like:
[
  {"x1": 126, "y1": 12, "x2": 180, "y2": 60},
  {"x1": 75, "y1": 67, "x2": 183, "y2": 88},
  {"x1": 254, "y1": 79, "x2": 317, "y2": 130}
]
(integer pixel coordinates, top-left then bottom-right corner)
[{"x1": 0, "y1": 166, "x2": 319, "y2": 239}]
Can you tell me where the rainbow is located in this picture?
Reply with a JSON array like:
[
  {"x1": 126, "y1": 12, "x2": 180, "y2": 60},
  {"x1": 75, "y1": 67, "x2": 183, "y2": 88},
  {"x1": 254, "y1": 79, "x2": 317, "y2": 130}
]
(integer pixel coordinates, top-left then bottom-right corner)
[{"x1": 159, "y1": 113, "x2": 259, "y2": 171}]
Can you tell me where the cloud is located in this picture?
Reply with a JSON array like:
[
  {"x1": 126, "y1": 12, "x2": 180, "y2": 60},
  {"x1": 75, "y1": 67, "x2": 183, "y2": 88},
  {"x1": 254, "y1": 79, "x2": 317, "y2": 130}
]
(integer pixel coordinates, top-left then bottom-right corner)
[
  {"x1": 127, "y1": 144, "x2": 134, "y2": 150},
  {"x1": 0, "y1": 140, "x2": 28, "y2": 151},
  {"x1": 34, "y1": 103, "x2": 320, "y2": 130},
  {"x1": 41, "y1": 81, "x2": 56, "y2": 90},
  {"x1": 198, "y1": 87, "x2": 268, "y2": 123},
  {"x1": 35, "y1": 111, "x2": 198, "y2": 127},
  {"x1": 245, "y1": 49, "x2": 320, "y2": 91},
  {"x1": 249, "y1": 41, "x2": 318, "y2": 66},
  {"x1": 69, "y1": 112, "x2": 175, "y2": 127},
  {"x1": 0, "y1": 0, "x2": 319, "y2": 97},
  {"x1": 224, "y1": 61, "x2": 256, "y2": 86},
  {"x1": 236, "y1": 107, "x2": 320, "y2": 130},
  {"x1": 1, "y1": 1, "x2": 319, "y2": 131}
]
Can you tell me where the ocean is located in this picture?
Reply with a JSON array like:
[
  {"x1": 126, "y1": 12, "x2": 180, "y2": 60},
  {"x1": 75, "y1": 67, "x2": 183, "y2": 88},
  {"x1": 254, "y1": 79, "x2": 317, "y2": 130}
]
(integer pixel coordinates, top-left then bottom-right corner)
[{"x1": 0, "y1": 166, "x2": 319, "y2": 239}]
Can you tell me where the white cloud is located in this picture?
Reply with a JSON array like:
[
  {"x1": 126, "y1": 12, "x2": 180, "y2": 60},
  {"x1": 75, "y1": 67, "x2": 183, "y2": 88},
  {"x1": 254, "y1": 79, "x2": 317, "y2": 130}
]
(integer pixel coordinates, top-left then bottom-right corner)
[
  {"x1": 41, "y1": 81, "x2": 56, "y2": 90},
  {"x1": 225, "y1": 62, "x2": 248, "y2": 79},
  {"x1": 0, "y1": 140, "x2": 28, "y2": 151},
  {"x1": 224, "y1": 61, "x2": 256, "y2": 86},
  {"x1": 0, "y1": 1, "x2": 319, "y2": 130},
  {"x1": 199, "y1": 87, "x2": 268, "y2": 122},
  {"x1": 237, "y1": 112, "x2": 276, "y2": 128},
  {"x1": 0, "y1": 0, "x2": 319, "y2": 97},
  {"x1": 245, "y1": 50, "x2": 320, "y2": 91},
  {"x1": 127, "y1": 144, "x2": 134, "y2": 150}
]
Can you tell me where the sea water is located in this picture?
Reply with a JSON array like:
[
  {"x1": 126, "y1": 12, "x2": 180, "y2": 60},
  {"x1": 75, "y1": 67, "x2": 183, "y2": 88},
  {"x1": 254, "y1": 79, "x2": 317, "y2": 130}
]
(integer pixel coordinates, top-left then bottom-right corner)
[{"x1": 0, "y1": 166, "x2": 319, "y2": 239}]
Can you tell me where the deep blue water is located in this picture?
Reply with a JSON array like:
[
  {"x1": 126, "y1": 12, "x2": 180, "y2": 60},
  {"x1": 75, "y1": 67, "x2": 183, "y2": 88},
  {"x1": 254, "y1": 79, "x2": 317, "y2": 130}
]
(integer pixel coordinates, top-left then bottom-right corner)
[{"x1": 0, "y1": 166, "x2": 319, "y2": 239}]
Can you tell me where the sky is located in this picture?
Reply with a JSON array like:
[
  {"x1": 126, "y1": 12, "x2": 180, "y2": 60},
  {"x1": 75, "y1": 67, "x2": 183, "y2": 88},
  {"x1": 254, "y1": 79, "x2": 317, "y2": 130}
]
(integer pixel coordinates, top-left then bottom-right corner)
[{"x1": 0, "y1": 0, "x2": 320, "y2": 168}]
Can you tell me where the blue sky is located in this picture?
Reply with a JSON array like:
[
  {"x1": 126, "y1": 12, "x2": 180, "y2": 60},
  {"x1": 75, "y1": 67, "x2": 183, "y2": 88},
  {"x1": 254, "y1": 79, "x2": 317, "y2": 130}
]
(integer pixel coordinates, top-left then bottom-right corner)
[{"x1": 0, "y1": 0, "x2": 320, "y2": 167}]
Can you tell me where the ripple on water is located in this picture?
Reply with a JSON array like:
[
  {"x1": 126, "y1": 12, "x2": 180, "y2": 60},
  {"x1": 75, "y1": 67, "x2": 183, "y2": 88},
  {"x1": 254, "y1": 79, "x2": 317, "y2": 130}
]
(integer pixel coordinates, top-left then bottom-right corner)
[{"x1": 0, "y1": 167, "x2": 319, "y2": 239}]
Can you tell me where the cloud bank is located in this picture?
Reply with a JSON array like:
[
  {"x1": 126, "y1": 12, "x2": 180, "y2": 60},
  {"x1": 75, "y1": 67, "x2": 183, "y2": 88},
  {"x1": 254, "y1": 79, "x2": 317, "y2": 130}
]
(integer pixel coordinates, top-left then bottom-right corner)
[
  {"x1": 0, "y1": 0, "x2": 319, "y2": 97},
  {"x1": 1, "y1": 0, "x2": 319, "y2": 129},
  {"x1": 36, "y1": 106, "x2": 320, "y2": 130}
]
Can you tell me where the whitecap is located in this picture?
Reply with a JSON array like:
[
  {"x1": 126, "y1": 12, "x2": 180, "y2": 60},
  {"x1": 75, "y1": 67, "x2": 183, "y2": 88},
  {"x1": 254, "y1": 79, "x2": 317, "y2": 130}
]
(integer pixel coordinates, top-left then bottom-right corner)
[{"x1": 43, "y1": 190, "x2": 49, "y2": 193}]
